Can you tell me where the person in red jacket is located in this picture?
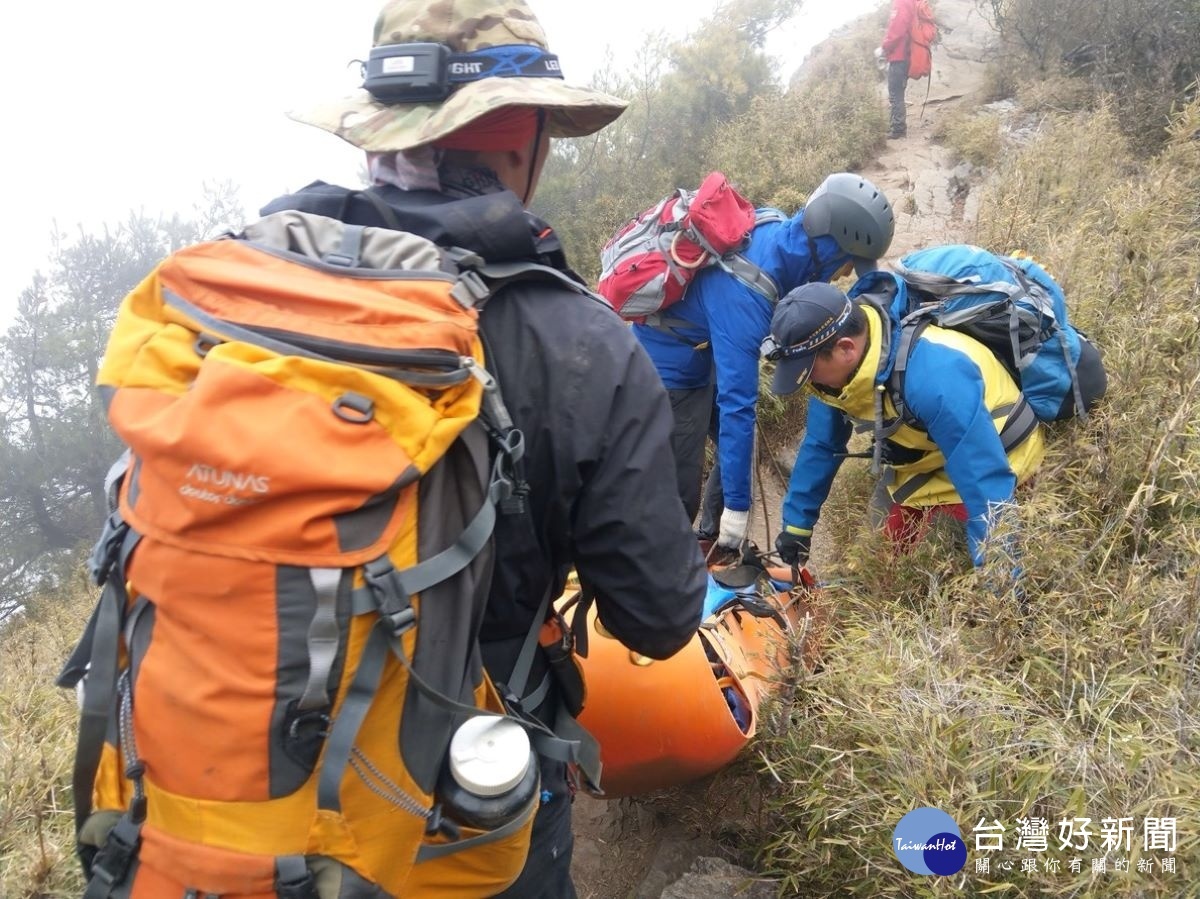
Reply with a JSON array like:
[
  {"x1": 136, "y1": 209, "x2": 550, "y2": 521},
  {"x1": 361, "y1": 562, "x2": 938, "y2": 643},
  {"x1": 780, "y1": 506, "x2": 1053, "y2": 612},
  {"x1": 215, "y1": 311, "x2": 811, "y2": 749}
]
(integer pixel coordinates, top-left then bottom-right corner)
[{"x1": 878, "y1": 0, "x2": 918, "y2": 138}]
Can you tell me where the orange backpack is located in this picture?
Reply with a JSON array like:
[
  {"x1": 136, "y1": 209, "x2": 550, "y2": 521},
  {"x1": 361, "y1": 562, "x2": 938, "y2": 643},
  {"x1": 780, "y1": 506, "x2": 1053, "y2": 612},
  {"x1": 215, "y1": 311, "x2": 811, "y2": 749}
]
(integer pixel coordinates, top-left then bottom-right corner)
[
  {"x1": 58, "y1": 208, "x2": 599, "y2": 898},
  {"x1": 909, "y1": 0, "x2": 938, "y2": 80}
]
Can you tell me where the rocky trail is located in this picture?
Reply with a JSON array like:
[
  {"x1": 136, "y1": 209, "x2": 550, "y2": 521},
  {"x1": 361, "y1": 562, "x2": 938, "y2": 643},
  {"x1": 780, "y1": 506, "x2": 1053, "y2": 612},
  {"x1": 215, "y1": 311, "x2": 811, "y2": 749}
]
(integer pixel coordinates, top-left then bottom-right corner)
[
  {"x1": 570, "y1": 1, "x2": 998, "y2": 895},
  {"x1": 863, "y1": 0, "x2": 997, "y2": 257}
]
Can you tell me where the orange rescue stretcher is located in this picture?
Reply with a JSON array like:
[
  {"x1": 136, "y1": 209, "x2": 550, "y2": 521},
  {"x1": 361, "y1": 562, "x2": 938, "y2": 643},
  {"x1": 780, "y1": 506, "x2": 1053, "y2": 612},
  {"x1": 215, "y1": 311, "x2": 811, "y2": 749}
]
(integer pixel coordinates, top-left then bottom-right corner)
[{"x1": 556, "y1": 559, "x2": 825, "y2": 799}]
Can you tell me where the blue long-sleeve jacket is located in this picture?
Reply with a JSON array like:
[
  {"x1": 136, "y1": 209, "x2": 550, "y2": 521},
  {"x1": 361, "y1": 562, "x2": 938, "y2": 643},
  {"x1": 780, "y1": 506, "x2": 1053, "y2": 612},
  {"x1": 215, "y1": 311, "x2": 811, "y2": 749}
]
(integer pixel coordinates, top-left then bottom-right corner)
[
  {"x1": 633, "y1": 212, "x2": 850, "y2": 512},
  {"x1": 782, "y1": 303, "x2": 1044, "y2": 564}
]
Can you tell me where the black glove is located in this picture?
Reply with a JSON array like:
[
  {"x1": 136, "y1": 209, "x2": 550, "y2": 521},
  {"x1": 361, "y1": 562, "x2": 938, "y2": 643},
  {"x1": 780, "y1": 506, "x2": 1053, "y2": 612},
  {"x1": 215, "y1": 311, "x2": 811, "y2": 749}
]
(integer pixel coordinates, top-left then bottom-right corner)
[{"x1": 775, "y1": 529, "x2": 812, "y2": 566}]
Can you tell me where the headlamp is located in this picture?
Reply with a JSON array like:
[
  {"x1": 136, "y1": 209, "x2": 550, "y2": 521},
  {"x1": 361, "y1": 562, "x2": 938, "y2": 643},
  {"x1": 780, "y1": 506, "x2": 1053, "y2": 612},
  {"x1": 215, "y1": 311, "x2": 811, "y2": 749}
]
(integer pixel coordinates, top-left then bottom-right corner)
[
  {"x1": 760, "y1": 335, "x2": 786, "y2": 361},
  {"x1": 363, "y1": 43, "x2": 563, "y2": 104}
]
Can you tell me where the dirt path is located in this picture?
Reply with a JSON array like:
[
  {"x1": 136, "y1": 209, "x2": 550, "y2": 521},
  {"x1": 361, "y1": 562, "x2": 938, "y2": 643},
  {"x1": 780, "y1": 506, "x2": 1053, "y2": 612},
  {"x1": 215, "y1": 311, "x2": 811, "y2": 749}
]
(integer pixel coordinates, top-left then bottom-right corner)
[
  {"x1": 862, "y1": 0, "x2": 997, "y2": 256},
  {"x1": 570, "y1": 2, "x2": 996, "y2": 895}
]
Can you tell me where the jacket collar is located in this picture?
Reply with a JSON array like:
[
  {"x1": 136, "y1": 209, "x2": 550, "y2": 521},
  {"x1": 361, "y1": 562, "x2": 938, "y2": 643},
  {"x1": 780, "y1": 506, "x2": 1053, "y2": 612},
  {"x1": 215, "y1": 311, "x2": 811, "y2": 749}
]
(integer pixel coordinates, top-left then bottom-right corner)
[
  {"x1": 813, "y1": 302, "x2": 889, "y2": 413},
  {"x1": 260, "y1": 180, "x2": 574, "y2": 273}
]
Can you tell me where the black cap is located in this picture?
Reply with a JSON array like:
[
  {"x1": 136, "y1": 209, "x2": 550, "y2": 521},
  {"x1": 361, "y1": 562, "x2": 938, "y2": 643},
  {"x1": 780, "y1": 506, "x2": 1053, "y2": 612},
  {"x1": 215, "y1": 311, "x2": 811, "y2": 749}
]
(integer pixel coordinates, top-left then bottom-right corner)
[{"x1": 761, "y1": 282, "x2": 853, "y2": 395}]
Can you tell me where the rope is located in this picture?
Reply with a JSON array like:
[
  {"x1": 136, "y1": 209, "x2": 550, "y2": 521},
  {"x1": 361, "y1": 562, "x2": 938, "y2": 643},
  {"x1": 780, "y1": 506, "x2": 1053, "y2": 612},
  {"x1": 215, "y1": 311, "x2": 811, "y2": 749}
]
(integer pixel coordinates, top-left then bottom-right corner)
[{"x1": 754, "y1": 422, "x2": 777, "y2": 547}]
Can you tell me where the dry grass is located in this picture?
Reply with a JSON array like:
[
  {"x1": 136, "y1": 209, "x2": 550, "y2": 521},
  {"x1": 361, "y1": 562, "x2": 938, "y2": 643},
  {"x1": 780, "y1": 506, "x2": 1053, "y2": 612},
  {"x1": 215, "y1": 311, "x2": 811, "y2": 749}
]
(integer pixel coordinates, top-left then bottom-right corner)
[
  {"x1": 751, "y1": 98, "x2": 1200, "y2": 896},
  {"x1": 935, "y1": 109, "x2": 1005, "y2": 169},
  {"x1": 1015, "y1": 74, "x2": 1098, "y2": 117},
  {"x1": 0, "y1": 576, "x2": 91, "y2": 898}
]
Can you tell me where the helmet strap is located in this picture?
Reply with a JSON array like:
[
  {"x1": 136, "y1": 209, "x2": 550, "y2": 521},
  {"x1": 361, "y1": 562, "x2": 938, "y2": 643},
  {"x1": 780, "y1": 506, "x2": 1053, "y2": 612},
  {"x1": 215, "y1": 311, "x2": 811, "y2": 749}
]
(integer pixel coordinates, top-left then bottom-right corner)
[{"x1": 805, "y1": 229, "x2": 823, "y2": 274}]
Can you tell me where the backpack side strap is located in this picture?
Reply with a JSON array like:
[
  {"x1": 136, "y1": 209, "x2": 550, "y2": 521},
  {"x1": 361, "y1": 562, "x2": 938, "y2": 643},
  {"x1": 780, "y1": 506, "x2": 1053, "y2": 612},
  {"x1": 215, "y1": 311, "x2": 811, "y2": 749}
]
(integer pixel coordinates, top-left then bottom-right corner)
[
  {"x1": 414, "y1": 790, "x2": 539, "y2": 862},
  {"x1": 888, "y1": 394, "x2": 1038, "y2": 504},
  {"x1": 58, "y1": 516, "x2": 143, "y2": 845}
]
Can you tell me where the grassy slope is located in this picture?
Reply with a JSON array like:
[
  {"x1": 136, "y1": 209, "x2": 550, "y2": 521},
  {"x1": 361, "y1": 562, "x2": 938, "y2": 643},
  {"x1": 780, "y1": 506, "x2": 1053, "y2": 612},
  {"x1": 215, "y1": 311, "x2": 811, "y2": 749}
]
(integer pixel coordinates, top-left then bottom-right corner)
[
  {"x1": 752, "y1": 95, "x2": 1200, "y2": 897},
  {"x1": 1, "y1": 585, "x2": 91, "y2": 896}
]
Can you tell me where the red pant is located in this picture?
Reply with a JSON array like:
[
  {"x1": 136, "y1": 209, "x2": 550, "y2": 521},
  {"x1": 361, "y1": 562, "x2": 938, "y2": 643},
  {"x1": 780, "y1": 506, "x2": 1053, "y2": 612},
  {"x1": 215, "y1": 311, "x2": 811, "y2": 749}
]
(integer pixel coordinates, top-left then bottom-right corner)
[{"x1": 882, "y1": 502, "x2": 968, "y2": 552}]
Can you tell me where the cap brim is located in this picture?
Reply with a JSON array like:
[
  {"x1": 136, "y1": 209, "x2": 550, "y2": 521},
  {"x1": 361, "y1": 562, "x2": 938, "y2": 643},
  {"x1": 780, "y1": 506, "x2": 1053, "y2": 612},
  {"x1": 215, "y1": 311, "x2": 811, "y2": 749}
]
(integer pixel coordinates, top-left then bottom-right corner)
[
  {"x1": 290, "y1": 78, "x2": 628, "y2": 152},
  {"x1": 770, "y1": 353, "x2": 818, "y2": 395}
]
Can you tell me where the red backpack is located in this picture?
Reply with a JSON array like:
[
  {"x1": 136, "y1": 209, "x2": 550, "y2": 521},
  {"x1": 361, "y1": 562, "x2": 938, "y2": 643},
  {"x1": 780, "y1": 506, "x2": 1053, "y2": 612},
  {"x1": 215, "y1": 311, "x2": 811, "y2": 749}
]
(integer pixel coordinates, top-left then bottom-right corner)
[
  {"x1": 597, "y1": 172, "x2": 782, "y2": 322},
  {"x1": 908, "y1": 0, "x2": 937, "y2": 80}
]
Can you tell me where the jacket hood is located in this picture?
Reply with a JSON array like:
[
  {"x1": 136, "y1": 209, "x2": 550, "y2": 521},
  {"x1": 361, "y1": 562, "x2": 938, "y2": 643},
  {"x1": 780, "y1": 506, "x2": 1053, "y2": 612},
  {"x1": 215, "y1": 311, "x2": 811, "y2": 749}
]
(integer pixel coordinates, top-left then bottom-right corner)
[{"x1": 847, "y1": 268, "x2": 907, "y2": 381}]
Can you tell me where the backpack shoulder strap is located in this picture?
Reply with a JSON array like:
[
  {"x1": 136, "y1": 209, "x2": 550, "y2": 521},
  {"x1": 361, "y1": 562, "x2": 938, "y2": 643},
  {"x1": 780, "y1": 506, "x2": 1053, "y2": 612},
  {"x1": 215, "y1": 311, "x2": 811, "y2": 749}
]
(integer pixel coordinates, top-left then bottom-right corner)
[
  {"x1": 875, "y1": 309, "x2": 924, "y2": 436},
  {"x1": 458, "y1": 253, "x2": 597, "y2": 300},
  {"x1": 714, "y1": 210, "x2": 786, "y2": 303},
  {"x1": 885, "y1": 314, "x2": 931, "y2": 426},
  {"x1": 720, "y1": 254, "x2": 780, "y2": 303},
  {"x1": 352, "y1": 190, "x2": 599, "y2": 306},
  {"x1": 753, "y1": 208, "x2": 786, "y2": 226}
]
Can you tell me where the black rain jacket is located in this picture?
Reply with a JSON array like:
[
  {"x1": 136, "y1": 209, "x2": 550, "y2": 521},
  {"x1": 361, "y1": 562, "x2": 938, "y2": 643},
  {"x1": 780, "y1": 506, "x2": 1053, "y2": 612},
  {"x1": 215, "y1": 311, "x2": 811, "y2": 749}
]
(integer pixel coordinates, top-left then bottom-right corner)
[{"x1": 261, "y1": 182, "x2": 706, "y2": 691}]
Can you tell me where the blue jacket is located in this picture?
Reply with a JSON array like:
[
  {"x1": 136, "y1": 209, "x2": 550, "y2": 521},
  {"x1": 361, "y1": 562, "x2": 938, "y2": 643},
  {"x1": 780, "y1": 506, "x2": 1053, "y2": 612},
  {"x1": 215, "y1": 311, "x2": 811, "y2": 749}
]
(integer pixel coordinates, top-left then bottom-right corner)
[
  {"x1": 781, "y1": 302, "x2": 1044, "y2": 565},
  {"x1": 633, "y1": 211, "x2": 850, "y2": 512}
]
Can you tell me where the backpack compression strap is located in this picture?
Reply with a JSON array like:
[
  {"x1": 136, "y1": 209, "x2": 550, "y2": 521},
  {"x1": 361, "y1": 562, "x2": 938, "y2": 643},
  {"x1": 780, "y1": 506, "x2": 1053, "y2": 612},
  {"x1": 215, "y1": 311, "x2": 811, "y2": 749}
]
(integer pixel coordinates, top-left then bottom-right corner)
[
  {"x1": 896, "y1": 260, "x2": 1089, "y2": 420},
  {"x1": 1000, "y1": 260, "x2": 1088, "y2": 419},
  {"x1": 500, "y1": 580, "x2": 603, "y2": 794},
  {"x1": 57, "y1": 509, "x2": 148, "y2": 895},
  {"x1": 893, "y1": 262, "x2": 1038, "y2": 372}
]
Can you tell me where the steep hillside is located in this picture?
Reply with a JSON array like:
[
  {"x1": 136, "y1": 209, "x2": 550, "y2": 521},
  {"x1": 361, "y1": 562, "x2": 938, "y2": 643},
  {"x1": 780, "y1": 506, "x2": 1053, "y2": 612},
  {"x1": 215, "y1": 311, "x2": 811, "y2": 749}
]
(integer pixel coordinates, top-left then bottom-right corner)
[{"x1": 570, "y1": 1, "x2": 998, "y2": 895}]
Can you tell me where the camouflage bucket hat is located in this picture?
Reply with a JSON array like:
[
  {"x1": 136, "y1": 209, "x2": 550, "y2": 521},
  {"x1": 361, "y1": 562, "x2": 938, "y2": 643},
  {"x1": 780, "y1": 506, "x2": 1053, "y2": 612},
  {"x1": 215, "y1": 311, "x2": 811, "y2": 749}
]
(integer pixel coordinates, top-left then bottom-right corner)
[{"x1": 290, "y1": 0, "x2": 629, "y2": 152}]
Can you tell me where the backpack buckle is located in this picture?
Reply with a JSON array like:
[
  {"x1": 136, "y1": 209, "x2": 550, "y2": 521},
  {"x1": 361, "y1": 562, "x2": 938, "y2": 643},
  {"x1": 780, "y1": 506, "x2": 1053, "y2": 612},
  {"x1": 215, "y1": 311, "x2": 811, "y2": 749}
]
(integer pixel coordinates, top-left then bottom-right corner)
[
  {"x1": 450, "y1": 271, "x2": 490, "y2": 308},
  {"x1": 274, "y1": 860, "x2": 320, "y2": 899},
  {"x1": 87, "y1": 816, "x2": 141, "y2": 892},
  {"x1": 385, "y1": 607, "x2": 417, "y2": 635},
  {"x1": 88, "y1": 511, "x2": 129, "y2": 587},
  {"x1": 424, "y1": 803, "x2": 461, "y2": 841},
  {"x1": 363, "y1": 558, "x2": 419, "y2": 636},
  {"x1": 498, "y1": 483, "x2": 528, "y2": 516}
]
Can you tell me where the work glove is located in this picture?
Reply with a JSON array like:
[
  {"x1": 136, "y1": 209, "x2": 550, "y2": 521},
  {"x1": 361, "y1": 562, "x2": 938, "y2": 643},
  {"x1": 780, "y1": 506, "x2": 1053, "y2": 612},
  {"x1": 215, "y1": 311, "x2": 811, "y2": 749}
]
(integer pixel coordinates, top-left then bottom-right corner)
[
  {"x1": 874, "y1": 46, "x2": 887, "y2": 71},
  {"x1": 717, "y1": 509, "x2": 749, "y2": 549},
  {"x1": 775, "y1": 526, "x2": 813, "y2": 567}
]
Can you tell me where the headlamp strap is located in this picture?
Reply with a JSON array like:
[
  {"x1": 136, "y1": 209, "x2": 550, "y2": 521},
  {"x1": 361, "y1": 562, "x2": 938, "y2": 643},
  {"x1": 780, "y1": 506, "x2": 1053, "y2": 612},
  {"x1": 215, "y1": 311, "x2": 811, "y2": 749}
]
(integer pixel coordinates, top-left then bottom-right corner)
[
  {"x1": 447, "y1": 45, "x2": 562, "y2": 83},
  {"x1": 759, "y1": 298, "x2": 854, "y2": 361}
]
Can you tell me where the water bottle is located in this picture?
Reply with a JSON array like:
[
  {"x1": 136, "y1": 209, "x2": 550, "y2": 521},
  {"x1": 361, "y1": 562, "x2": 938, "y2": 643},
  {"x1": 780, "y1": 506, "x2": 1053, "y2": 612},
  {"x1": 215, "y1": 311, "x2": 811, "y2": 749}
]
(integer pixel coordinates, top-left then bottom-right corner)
[{"x1": 435, "y1": 716, "x2": 539, "y2": 831}]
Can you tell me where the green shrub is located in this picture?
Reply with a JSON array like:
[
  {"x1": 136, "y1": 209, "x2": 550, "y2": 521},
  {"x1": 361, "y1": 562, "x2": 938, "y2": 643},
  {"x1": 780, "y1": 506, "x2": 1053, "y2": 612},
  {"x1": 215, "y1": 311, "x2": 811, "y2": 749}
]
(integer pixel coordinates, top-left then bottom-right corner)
[{"x1": 976, "y1": 0, "x2": 1200, "y2": 150}]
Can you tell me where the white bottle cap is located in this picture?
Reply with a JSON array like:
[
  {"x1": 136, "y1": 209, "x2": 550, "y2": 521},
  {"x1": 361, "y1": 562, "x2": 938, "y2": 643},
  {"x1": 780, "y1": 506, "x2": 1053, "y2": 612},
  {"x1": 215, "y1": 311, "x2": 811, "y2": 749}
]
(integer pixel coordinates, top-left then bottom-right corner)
[{"x1": 448, "y1": 716, "x2": 532, "y2": 797}]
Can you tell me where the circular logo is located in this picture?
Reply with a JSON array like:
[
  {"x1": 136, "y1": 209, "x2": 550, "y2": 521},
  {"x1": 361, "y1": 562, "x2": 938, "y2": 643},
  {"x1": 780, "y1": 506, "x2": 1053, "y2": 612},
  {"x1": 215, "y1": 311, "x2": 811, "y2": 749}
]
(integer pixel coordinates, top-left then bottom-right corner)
[{"x1": 892, "y1": 807, "x2": 967, "y2": 876}]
